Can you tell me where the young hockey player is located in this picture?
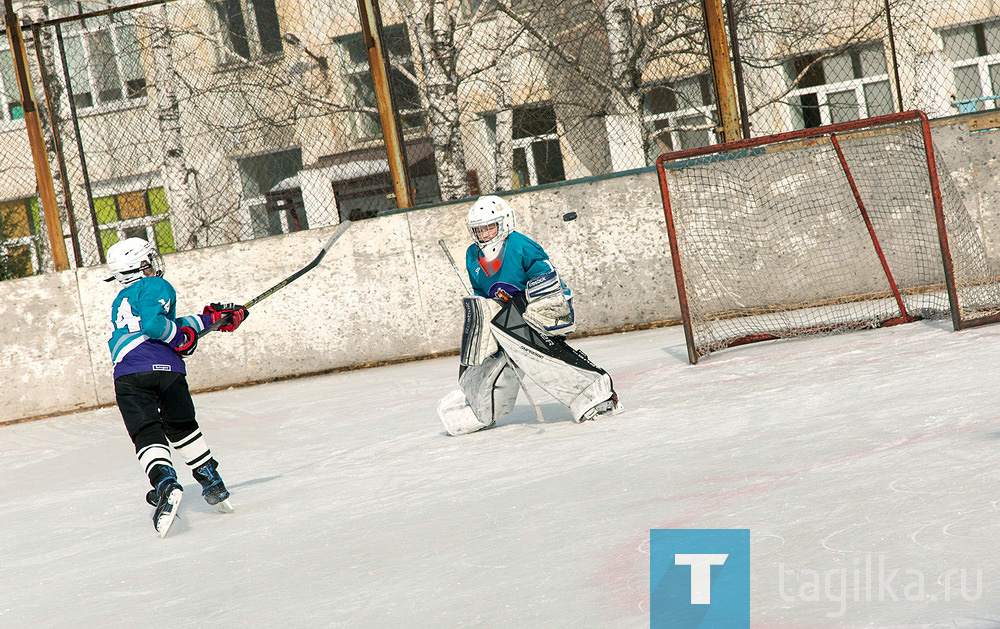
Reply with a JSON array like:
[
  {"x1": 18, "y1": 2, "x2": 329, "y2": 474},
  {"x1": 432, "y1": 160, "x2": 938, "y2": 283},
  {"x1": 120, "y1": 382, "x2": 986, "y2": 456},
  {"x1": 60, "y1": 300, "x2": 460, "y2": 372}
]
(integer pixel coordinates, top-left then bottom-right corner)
[
  {"x1": 437, "y1": 195, "x2": 620, "y2": 436},
  {"x1": 105, "y1": 238, "x2": 248, "y2": 537}
]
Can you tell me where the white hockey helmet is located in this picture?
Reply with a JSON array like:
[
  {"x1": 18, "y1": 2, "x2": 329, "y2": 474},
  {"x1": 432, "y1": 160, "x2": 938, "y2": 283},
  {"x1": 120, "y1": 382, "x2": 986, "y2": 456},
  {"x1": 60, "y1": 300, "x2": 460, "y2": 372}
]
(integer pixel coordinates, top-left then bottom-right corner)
[
  {"x1": 468, "y1": 195, "x2": 514, "y2": 260},
  {"x1": 104, "y1": 237, "x2": 164, "y2": 285}
]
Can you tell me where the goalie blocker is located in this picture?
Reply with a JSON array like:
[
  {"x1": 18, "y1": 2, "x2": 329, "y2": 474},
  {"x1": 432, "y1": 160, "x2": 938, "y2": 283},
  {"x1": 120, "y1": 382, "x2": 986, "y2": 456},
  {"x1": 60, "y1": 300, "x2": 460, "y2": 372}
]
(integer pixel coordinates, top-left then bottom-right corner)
[{"x1": 439, "y1": 296, "x2": 618, "y2": 436}]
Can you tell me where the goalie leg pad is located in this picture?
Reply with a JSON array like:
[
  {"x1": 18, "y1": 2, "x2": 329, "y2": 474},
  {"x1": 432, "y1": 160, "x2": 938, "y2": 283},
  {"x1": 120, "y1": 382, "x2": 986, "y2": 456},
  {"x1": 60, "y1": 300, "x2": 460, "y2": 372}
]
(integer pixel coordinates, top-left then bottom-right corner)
[
  {"x1": 460, "y1": 296, "x2": 501, "y2": 366},
  {"x1": 489, "y1": 300, "x2": 615, "y2": 422},
  {"x1": 438, "y1": 390, "x2": 493, "y2": 436},
  {"x1": 458, "y1": 352, "x2": 519, "y2": 427}
]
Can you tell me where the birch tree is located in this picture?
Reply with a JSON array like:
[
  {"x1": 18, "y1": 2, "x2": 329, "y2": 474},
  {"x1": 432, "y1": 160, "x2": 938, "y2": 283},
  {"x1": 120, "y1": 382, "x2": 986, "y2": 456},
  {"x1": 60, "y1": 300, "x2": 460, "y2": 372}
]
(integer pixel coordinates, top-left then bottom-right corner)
[
  {"x1": 139, "y1": 5, "x2": 203, "y2": 248},
  {"x1": 401, "y1": 0, "x2": 469, "y2": 200}
]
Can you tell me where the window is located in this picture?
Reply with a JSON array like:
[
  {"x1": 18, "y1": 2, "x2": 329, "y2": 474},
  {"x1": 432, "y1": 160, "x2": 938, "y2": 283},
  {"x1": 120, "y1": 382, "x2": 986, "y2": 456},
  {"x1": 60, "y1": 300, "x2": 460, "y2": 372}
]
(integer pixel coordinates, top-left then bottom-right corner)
[
  {"x1": 335, "y1": 25, "x2": 424, "y2": 139},
  {"x1": 213, "y1": 0, "x2": 283, "y2": 63},
  {"x1": 786, "y1": 44, "x2": 894, "y2": 129},
  {"x1": 0, "y1": 46, "x2": 24, "y2": 123},
  {"x1": 643, "y1": 74, "x2": 717, "y2": 158},
  {"x1": 0, "y1": 197, "x2": 40, "y2": 280},
  {"x1": 941, "y1": 20, "x2": 1000, "y2": 113},
  {"x1": 237, "y1": 148, "x2": 303, "y2": 237},
  {"x1": 511, "y1": 104, "x2": 565, "y2": 188},
  {"x1": 95, "y1": 187, "x2": 175, "y2": 256},
  {"x1": 59, "y1": 14, "x2": 147, "y2": 110}
]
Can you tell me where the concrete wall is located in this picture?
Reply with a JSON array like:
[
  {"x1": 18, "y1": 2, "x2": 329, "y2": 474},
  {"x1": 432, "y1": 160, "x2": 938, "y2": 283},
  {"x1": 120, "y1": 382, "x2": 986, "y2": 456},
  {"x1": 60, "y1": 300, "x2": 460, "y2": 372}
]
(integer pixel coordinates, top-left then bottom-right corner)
[{"x1": 3, "y1": 112, "x2": 999, "y2": 424}]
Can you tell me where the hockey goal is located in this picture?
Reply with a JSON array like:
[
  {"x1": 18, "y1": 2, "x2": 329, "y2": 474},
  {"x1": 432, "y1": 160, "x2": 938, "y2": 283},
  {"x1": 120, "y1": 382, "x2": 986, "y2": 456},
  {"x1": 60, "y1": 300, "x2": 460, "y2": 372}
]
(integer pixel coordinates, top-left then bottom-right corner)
[{"x1": 655, "y1": 110, "x2": 1000, "y2": 364}]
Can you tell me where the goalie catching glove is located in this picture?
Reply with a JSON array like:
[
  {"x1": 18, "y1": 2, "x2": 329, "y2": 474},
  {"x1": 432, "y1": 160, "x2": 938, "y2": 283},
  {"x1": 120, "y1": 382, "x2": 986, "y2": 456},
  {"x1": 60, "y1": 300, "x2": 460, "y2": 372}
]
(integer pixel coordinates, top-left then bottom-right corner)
[
  {"x1": 522, "y1": 270, "x2": 575, "y2": 336},
  {"x1": 204, "y1": 302, "x2": 249, "y2": 332}
]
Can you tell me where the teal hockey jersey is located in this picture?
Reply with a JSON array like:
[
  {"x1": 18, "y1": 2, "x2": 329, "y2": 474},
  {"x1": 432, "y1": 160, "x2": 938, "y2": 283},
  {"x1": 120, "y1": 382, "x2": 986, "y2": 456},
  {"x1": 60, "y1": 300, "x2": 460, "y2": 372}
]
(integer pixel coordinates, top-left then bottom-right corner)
[
  {"x1": 108, "y1": 275, "x2": 208, "y2": 379},
  {"x1": 465, "y1": 231, "x2": 568, "y2": 300}
]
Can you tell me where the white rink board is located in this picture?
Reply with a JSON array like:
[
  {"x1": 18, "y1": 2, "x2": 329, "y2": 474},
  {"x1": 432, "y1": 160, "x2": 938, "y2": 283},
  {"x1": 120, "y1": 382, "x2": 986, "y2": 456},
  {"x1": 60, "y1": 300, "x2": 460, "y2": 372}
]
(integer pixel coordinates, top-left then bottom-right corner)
[{"x1": 2, "y1": 322, "x2": 999, "y2": 627}]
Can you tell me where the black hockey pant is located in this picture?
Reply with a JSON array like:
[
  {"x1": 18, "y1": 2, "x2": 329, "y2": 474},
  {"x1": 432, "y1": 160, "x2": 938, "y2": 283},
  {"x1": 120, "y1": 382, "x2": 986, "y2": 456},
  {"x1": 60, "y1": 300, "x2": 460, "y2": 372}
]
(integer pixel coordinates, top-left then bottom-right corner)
[{"x1": 115, "y1": 371, "x2": 199, "y2": 482}]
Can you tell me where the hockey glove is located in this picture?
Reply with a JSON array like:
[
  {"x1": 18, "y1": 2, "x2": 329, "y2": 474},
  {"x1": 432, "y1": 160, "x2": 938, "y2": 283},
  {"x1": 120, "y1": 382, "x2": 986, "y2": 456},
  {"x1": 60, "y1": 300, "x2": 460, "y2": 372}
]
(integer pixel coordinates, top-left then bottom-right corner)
[
  {"x1": 204, "y1": 302, "x2": 249, "y2": 332},
  {"x1": 172, "y1": 326, "x2": 198, "y2": 357}
]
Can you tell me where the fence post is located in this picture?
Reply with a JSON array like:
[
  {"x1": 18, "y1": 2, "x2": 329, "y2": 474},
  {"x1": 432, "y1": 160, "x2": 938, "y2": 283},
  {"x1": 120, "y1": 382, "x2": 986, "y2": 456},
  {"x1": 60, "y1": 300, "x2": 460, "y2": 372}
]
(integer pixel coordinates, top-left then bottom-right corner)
[
  {"x1": 357, "y1": 0, "x2": 414, "y2": 209},
  {"x1": 4, "y1": 0, "x2": 69, "y2": 271},
  {"x1": 702, "y1": 0, "x2": 742, "y2": 142}
]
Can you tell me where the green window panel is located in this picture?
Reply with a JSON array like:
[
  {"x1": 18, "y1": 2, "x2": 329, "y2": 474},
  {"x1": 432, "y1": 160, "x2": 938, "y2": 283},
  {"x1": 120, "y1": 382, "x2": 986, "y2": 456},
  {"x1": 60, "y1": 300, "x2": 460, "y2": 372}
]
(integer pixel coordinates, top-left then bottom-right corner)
[
  {"x1": 153, "y1": 219, "x2": 175, "y2": 253},
  {"x1": 148, "y1": 187, "x2": 168, "y2": 215},
  {"x1": 94, "y1": 196, "x2": 117, "y2": 224}
]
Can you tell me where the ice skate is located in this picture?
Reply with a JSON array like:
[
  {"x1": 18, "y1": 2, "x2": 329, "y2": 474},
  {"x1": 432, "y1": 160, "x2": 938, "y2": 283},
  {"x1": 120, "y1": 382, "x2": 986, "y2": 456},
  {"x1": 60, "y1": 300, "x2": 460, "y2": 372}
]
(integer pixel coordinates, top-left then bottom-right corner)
[
  {"x1": 193, "y1": 459, "x2": 233, "y2": 513},
  {"x1": 149, "y1": 467, "x2": 183, "y2": 538}
]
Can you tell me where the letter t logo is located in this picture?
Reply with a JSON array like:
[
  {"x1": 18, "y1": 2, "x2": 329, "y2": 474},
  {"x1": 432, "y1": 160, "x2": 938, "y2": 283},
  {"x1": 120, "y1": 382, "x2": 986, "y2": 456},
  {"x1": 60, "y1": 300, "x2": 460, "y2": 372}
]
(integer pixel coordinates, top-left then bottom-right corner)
[{"x1": 674, "y1": 554, "x2": 729, "y2": 604}]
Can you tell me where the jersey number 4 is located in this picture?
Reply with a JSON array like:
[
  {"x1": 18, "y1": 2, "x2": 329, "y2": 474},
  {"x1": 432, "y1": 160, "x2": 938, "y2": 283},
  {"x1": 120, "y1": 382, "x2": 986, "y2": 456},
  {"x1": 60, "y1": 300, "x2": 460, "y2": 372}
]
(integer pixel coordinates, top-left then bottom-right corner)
[{"x1": 115, "y1": 298, "x2": 141, "y2": 332}]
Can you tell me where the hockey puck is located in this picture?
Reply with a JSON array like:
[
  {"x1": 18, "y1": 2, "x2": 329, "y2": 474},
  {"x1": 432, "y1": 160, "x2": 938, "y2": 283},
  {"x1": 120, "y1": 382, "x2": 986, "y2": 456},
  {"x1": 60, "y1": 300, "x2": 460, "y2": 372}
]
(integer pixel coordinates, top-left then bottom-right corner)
[{"x1": 562, "y1": 212, "x2": 578, "y2": 221}]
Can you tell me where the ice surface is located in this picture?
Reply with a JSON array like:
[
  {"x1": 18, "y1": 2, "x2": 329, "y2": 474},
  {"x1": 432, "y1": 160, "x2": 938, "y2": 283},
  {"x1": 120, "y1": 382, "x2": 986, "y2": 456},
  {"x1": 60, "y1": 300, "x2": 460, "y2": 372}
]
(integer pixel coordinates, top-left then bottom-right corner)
[{"x1": 2, "y1": 322, "x2": 1000, "y2": 627}]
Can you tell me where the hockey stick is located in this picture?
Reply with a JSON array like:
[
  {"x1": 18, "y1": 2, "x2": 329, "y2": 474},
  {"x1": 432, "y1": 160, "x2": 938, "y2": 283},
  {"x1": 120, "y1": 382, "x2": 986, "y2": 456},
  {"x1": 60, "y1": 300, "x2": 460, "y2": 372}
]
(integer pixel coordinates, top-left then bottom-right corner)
[
  {"x1": 437, "y1": 238, "x2": 545, "y2": 423},
  {"x1": 199, "y1": 220, "x2": 353, "y2": 337}
]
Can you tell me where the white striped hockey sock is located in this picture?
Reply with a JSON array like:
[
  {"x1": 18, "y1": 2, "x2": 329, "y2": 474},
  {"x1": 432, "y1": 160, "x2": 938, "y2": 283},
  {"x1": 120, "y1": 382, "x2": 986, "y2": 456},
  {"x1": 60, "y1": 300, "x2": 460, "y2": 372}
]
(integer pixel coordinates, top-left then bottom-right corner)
[
  {"x1": 169, "y1": 430, "x2": 214, "y2": 470},
  {"x1": 137, "y1": 443, "x2": 173, "y2": 482}
]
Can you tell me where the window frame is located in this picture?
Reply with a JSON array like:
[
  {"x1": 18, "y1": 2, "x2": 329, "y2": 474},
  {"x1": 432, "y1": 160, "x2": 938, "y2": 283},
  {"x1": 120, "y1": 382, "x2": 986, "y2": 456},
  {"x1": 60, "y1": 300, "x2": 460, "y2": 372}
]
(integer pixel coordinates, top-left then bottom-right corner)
[
  {"x1": 235, "y1": 147, "x2": 304, "y2": 238},
  {"x1": 211, "y1": 0, "x2": 284, "y2": 66},
  {"x1": 511, "y1": 103, "x2": 566, "y2": 188},
  {"x1": 785, "y1": 44, "x2": 893, "y2": 129},
  {"x1": 941, "y1": 21, "x2": 1000, "y2": 113},
  {"x1": 642, "y1": 73, "x2": 718, "y2": 157},
  {"x1": 0, "y1": 44, "x2": 25, "y2": 125},
  {"x1": 94, "y1": 187, "x2": 175, "y2": 255},
  {"x1": 57, "y1": 16, "x2": 148, "y2": 114},
  {"x1": 334, "y1": 24, "x2": 425, "y2": 140}
]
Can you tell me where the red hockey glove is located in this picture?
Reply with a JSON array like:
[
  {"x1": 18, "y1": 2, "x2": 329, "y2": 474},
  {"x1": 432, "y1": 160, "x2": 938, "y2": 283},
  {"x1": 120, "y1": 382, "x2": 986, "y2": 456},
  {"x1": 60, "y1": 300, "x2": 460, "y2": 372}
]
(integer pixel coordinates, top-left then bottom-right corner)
[
  {"x1": 172, "y1": 326, "x2": 198, "y2": 357},
  {"x1": 203, "y1": 303, "x2": 249, "y2": 332}
]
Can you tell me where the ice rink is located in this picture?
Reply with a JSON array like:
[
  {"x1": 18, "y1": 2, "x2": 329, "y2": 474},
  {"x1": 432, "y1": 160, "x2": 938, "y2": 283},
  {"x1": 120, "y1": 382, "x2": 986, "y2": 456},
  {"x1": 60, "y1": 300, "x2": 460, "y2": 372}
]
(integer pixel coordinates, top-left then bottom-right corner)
[{"x1": 2, "y1": 320, "x2": 1000, "y2": 628}]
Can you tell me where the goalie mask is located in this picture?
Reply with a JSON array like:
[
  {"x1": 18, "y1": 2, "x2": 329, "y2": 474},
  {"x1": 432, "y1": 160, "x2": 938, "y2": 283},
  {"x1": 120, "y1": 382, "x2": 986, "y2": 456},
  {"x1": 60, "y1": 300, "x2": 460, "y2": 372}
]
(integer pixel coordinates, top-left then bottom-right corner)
[
  {"x1": 104, "y1": 238, "x2": 164, "y2": 285},
  {"x1": 468, "y1": 195, "x2": 514, "y2": 261}
]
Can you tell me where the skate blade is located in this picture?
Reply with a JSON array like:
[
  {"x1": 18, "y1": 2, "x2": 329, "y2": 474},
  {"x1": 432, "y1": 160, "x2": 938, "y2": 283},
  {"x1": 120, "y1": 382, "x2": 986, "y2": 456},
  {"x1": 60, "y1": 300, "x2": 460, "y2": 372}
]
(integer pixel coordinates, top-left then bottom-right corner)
[
  {"x1": 155, "y1": 489, "x2": 183, "y2": 538},
  {"x1": 215, "y1": 499, "x2": 234, "y2": 514}
]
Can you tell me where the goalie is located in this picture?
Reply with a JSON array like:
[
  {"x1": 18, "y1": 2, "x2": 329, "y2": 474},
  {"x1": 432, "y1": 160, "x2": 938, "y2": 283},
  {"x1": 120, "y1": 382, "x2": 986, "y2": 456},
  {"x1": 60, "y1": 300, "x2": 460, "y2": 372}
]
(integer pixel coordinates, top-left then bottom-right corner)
[{"x1": 438, "y1": 195, "x2": 620, "y2": 436}]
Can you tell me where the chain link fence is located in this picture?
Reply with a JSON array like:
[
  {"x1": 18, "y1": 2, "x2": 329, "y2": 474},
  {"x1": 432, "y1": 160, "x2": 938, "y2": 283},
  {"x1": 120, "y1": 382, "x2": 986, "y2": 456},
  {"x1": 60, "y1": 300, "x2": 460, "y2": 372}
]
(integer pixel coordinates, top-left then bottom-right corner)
[{"x1": 1, "y1": 0, "x2": 998, "y2": 281}]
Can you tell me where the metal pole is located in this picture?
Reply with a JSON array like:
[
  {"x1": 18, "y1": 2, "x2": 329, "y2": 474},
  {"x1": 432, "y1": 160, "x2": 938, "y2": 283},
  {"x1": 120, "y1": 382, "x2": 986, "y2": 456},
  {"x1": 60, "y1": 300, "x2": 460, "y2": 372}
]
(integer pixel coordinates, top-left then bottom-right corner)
[
  {"x1": 55, "y1": 23, "x2": 103, "y2": 262},
  {"x1": 884, "y1": 0, "x2": 904, "y2": 113},
  {"x1": 31, "y1": 23, "x2": 82, "y2": 267},
  {"x1": 356, "y1": 0, "x2": 414, "y2": 209},
  {"x1": 702, "y1": 0, "x2": 742, "y2": 142},
  {"x1": 724, "y1": 0, "x2": 750, "y2": 139},
  {"x1": 4, "y1": 0, "x2": 69, "y2": 270}
]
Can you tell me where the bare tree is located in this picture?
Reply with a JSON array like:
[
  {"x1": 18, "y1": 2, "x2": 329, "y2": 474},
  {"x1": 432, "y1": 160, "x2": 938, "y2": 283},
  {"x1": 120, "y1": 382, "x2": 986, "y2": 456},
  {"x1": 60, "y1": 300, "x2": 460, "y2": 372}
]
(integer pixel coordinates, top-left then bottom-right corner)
[
  {"x1": 137, "y1": 5, "x2": 203, "y2": 247},
  {"x1": 400, "y1": 0, "x2": 470, "y2": 200}
]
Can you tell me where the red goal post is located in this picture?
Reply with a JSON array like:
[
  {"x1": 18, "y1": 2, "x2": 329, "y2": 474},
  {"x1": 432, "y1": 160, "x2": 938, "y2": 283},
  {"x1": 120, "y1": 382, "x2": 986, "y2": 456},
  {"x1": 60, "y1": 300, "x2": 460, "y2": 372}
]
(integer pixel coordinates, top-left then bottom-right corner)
[{"x1": 655, "y1": 110, "x2": 1000, "y2": 364}]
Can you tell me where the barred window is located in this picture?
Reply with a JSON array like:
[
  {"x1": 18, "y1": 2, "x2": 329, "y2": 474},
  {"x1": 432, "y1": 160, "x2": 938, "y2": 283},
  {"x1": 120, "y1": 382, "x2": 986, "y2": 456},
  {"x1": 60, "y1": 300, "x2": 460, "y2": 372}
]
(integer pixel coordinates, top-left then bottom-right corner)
[
  {"x1": 95, "y1": 187, "x2": 175, "y2": 256},
  {"x1": 643, "y1": 73, "x2": 717, "y2": 158},
  {"x1": 941, "y1": 20, "x2": 1000, "y2": 113},
  {"x1": 785, "y1": 43, "x2": 893, "y2": 129}
]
